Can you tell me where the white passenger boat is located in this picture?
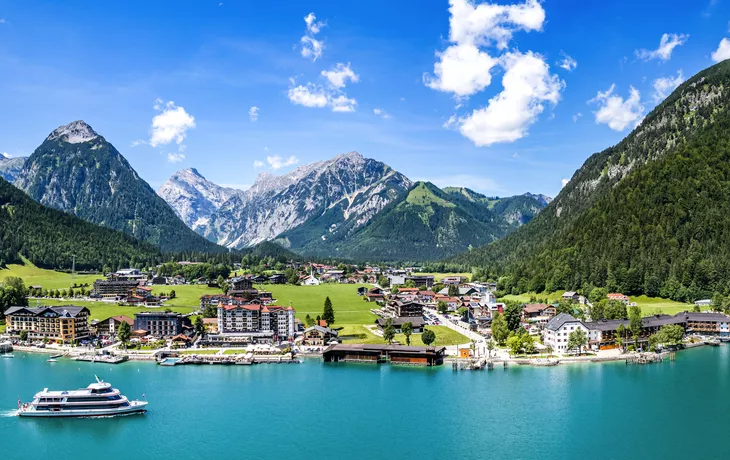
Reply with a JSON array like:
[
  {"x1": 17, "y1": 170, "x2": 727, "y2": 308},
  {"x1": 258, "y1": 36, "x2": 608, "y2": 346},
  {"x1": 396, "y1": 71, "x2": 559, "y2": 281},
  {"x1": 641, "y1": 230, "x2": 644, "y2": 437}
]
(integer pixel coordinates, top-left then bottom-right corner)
[{"x1": 17, "y1": 376, "x2": 148, "y2": 417}]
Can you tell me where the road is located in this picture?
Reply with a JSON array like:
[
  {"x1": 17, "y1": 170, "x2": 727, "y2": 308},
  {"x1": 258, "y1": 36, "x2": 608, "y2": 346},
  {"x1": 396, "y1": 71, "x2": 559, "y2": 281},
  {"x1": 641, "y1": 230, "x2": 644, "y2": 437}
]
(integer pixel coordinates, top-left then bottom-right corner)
[{"x1": 424, "y1": 307, "x2": 488, "y2": 357}]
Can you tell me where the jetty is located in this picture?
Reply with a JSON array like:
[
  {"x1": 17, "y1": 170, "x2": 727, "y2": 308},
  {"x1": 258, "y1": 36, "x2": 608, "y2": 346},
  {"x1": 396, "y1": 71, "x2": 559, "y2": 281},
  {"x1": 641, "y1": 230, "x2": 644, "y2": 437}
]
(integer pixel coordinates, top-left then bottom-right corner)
[
  {"x1": 625, "y1": 353, "x2": 665, "y2": 365},
  {"x1": 74, "y1": 354, "x2": 128, "y2": 364},
  {"x1": 158, "y1": 353, "x2": 298, "y2": 366}
]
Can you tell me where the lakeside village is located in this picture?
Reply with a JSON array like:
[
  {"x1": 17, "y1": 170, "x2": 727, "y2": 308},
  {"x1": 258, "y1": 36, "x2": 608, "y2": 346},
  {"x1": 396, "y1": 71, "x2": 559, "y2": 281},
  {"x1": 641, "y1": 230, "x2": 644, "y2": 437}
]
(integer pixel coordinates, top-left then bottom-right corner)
[{"x1": 2, "y1": 262, "x2": 730, "y2": 368}]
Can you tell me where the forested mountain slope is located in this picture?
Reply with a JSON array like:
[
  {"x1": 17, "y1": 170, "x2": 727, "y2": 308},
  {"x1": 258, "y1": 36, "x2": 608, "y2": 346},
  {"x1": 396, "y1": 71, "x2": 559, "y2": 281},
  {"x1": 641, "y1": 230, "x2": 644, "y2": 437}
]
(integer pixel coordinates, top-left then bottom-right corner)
[
  {"x1": 450, "y1": 60, "x2": 730, "y2": 301},
  {"x1": 0, "y1": 177, "x2": 162, "y2": 270}
]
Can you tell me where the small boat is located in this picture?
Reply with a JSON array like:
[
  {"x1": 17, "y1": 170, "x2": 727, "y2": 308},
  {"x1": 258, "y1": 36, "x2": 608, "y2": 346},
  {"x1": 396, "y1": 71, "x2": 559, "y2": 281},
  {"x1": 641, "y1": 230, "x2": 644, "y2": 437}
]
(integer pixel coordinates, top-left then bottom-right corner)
[
  {"x1": 46, "y1": 358, "x2": 57, "y2": 363},
  {"x1": 49, "y1": 354, "x2": 63, "y2": 359},
  {"x1": 1, "y1": 354, "x2": 14, "y2": 359},
  {"x1": 17, "y1": 376, "x2": 148, "y2": 418}
]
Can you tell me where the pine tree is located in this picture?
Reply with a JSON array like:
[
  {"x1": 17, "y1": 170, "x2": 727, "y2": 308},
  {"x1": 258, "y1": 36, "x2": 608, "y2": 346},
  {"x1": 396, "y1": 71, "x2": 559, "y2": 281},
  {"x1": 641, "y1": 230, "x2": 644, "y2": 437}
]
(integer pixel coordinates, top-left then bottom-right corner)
[{"x1": 322, "y1": 297, "x2": 335, "y2": 326}]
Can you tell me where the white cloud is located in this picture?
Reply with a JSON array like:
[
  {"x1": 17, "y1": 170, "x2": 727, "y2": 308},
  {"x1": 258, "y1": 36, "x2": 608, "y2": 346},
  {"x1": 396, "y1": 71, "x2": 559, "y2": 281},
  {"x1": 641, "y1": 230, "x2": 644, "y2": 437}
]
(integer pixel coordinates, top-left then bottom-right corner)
[
  {"x1": 561, "y1": 178, "x2": 569, "y2": 188},
  {"x1": 0, "y1": 19, "x2": 6, "y2": 24},
  {"x1": 589, "y1": 84, "x2": 644, "y2": 131},
  {"x1": 301, "y1": 36, "x2": 324, "y2": 62},
  {"x1": 652, "y1": 70, "x2": 684, "y2": 102},
  {"x1": 458, "y1": 51, "x2": 564, "y2": 147},
  {"x1": 572, "y1": 112, "x2": 582, "y2": 122},
  {"x1": 267, "y1": 155, "x2": 299, "y2": 170},
  {"x1": 321, "y1": 63, "x2": 359, "y2": 89},
  {"x1": 424, "y1": 0, "x2": 545, "y2": 99},
  {"x1": 149, "y1": 100, "x2": 196, "y2": 148},
  {"x1": 253, "y1": 160, "x2": 265, "y2": 168},
  {"x1": 329, "y1": 95, "x2": 357, "y2": 112},
  {"x1": 167, "y1": 152, "x2": 185, "y2": 163},
  {"x1": 288, "y1": 83, "x2": 328, "y2": 108},
  {"x1": 130, "y1": 139, "x2": 147, "y2": 147},
  {"x1": 301, "y1": 12, "x2": 325, "y2": 61},
  {"x1": 449, "y1": 0, "x2": 545, "y2": 49},
  {"x1": 635, "y1": 33, "x2": 688, "y2": 61},
  {"x1": 425, "y1": 0, "x2": 559, "y2": 147},
  {"x1": 304, "y1": 12, "x2": 325, "y2": 34},
  {"x1": 249, "y1": 106, "x2": 259, "y2": 122},
  {"x1": 557, "y1": 52, "x2": 577, "y2": 71},
  {"x1": 424, "y1": 44, "x2": 497, "y2": 97},
  {"x1": 373, "y1": 108, "x2": 391, "y2": 119},
  {"x1": 711, "y1": 38, "x2": 730, "y2": 62},
  {"x1": 288, "y1": 79, "x2": 357, "y2": 113}
]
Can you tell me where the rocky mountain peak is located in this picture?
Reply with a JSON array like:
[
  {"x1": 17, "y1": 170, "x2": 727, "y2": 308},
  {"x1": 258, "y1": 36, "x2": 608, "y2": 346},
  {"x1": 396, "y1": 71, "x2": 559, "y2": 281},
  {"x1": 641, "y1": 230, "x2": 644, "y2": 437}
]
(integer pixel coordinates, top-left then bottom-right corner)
[
  {"x1": 46, "y1": 120, "x2": 99, "y2": 144},
  {"x1": 158, "y1": 168, "x2": 236, "y2": 229}
]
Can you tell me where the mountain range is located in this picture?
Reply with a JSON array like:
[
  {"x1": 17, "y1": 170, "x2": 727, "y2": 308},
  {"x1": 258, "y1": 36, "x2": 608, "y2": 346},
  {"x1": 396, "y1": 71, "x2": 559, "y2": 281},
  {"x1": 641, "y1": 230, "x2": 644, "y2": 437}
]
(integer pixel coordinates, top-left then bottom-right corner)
[
  {"x1": 449, "y1": 59, "x2": 730, "y2": 302},
  {"x1": 13, "y1": 121, "x2": 224, "y2": 253},
  {"x1": 158, "y1": 153, "x2": 549, "y2": 260}
]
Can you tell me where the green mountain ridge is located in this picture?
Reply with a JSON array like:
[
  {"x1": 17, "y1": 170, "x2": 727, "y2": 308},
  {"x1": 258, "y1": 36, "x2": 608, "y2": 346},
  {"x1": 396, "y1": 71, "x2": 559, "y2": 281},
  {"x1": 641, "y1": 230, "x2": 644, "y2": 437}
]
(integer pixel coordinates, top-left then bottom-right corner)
[
  {"x1": 450, "y1": 59, "x2": 730, "y2": 302},
  {"x1": 286, "y1": 181, "x2": 547, "y2": 261}
]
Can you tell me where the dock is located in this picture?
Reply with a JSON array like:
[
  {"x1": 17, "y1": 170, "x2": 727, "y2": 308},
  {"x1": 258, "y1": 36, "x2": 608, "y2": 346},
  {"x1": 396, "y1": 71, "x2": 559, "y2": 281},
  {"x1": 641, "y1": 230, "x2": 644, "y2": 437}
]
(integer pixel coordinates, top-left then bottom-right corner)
[
  {"x1": 158, "y1": 353, "x2": 298, "y2": 366},
  {"x1": 625, "y1": 353, "x2": 665, "y2": 365},
  {"x1": 74, "y1": 354, "x2": 128, "y2": 364}
]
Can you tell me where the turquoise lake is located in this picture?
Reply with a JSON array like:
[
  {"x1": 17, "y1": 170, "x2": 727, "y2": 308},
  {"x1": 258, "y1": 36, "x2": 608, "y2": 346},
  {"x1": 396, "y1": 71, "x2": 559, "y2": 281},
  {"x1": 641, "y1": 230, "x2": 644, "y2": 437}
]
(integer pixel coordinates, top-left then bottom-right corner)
[{"x1": 2, "y1": 347, "x2": 729, "y2": 460}]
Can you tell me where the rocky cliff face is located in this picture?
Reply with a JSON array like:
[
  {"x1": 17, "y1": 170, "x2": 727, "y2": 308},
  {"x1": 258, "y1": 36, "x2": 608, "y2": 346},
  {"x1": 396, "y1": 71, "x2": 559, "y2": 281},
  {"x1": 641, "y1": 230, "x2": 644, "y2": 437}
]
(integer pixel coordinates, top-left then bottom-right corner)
[
  {"x1": 0, "y1": 155, "x2": 26, "y2": 182},
  {"x1": 197, "y1": 152, "x2": 412, "y2": 249},
  {"x1": 157, "y1": 168, "x2": 236, "y2": 228},
  {"x1": 14, "y1": 121, "x2": 224, "y2": 252}
]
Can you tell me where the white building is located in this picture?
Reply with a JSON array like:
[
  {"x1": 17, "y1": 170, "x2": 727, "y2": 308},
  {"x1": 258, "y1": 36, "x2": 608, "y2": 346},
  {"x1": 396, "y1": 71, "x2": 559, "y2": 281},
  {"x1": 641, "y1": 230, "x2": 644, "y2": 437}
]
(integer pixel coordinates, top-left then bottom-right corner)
[
  {"x1": 543, "y1": 313, "x2": 598, "y2": 354},
  {"x1": 301, "y1": 275, "x2": 321, "y2": 286},
  {"x1": 214, "y1": 303, "x2": 296, "y2": 342}
]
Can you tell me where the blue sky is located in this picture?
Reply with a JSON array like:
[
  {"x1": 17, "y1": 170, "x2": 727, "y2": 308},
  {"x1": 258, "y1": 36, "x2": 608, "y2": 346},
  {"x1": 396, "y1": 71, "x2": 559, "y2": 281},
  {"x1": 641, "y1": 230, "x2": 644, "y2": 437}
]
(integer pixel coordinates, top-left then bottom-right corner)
[{"x1": 1, "y1": 0, "x2": 729, "y2": 197}]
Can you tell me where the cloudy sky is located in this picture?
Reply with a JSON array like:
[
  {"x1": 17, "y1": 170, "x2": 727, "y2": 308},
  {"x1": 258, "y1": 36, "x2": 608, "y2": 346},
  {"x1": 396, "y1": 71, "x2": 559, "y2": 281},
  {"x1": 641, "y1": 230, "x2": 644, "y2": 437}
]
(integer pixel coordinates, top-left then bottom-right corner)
[{"x1": 1, "y1": 0, "x2": 729, "y2": 197}]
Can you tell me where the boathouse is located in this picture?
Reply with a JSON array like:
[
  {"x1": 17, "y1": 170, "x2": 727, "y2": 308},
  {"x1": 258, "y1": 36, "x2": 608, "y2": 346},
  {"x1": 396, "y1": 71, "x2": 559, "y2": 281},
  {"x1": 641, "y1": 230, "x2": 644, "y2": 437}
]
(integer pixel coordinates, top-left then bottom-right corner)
[{"x1": 322, "y1": 343, "x2": 446, "y2": 366}]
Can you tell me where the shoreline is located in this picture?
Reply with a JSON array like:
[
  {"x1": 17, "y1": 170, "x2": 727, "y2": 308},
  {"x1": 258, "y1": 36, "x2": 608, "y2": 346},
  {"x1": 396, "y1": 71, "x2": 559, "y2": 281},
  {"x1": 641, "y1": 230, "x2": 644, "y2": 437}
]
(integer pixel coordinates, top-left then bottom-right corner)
[{"x1": 9, "y1": 341, "x2": 713, "y2": 367}]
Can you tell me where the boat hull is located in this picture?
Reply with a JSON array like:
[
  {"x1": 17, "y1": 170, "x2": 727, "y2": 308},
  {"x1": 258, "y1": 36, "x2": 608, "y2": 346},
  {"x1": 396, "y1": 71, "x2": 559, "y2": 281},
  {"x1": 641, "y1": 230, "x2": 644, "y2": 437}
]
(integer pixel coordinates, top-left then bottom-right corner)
[{"x1": 18, "y1": 401, "x2": 148, "y2": 418}]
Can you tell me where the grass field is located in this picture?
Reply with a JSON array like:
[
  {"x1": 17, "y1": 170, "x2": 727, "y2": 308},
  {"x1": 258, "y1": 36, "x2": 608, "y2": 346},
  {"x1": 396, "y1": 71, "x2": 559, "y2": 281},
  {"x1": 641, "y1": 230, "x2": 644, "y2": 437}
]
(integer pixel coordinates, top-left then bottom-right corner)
[
  {"x1": 0, "y1": 259, "x2": 102, "y2": 290},
  {"x1": 255, "y1": 283, "x2": 377, "y2": 325},
  {"x1": 151, "y1": 284, "x2": 222, "y2": 309},
  {"x1": 337, "y1": 324, "x2": 469, "y2": 346},
  {"x1": 632, "y1": 296, "x2": 692, "y2": 315}
]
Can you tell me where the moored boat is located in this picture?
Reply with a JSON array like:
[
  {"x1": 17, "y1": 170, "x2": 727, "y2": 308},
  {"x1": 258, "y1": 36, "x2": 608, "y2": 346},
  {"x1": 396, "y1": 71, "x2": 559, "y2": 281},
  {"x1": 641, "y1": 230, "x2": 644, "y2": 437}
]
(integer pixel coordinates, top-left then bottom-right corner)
[{"x1": 17, "y1": 376, "x2": 147, "y2": 417}]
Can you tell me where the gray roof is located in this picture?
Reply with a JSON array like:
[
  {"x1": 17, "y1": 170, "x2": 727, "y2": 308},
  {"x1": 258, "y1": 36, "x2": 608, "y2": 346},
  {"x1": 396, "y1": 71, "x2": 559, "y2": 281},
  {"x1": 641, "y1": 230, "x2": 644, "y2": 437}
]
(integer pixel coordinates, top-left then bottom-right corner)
[
  {"x1": 681, "y1": 312, "x2": 730, "y2": 322},
  {"x1": 323, "y1": 343, "x2": 445, "y2": 354},
  {"x1": 4, "y1": 305, "x2": 89, "y2": 318},
  {"x1": 586, "y1": 318, "x2": 629, "y2": 331},
  {"x1": 545, "y1": 312, "x2": 583, "y2": 331},
  {"x1": 376, "y1": 317, "x2": 426, "y2": 328}
]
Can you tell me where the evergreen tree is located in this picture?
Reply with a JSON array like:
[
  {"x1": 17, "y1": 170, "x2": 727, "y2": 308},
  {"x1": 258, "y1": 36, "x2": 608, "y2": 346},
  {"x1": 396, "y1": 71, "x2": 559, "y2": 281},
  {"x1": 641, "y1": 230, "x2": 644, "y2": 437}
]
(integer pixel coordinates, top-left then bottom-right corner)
[{"x1": 322, "y1": 297, "x2": 335, "y2": 326}]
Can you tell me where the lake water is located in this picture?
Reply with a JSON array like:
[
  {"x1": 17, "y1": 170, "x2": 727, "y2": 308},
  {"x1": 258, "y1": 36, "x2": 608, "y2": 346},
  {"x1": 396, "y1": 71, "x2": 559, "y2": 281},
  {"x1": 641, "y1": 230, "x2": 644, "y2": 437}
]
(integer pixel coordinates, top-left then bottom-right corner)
[{"x1": 1, "y1": 347, "x2": 729, "y2": 460}]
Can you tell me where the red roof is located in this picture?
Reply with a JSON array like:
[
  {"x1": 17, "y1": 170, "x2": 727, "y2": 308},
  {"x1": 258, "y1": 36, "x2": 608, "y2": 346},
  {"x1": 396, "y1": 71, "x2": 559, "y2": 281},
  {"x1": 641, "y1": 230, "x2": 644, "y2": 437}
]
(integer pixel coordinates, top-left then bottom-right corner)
[
  {"x1": 111, "y1": 315, "x2": 134, "y2": 325},
  {"x1": 317, "y1": 320, "x2": 327, "y2": 327}
]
